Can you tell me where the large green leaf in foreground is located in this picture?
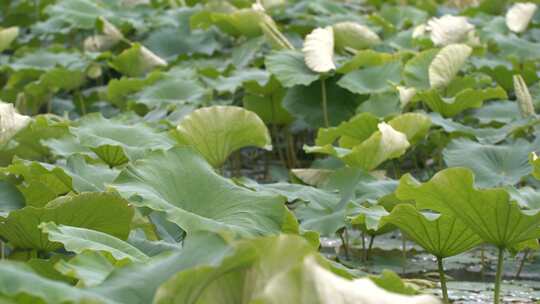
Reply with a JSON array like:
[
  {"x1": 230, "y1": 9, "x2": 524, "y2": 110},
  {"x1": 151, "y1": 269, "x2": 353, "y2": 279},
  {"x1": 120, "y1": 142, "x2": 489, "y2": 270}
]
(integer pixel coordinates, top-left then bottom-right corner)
[
  {"x1": 383, "y1": 204, "x2": 483, "y2": 258},
  {"x1": 173, "y1": 106, "x2": 271, "y2": 168},
  {"x1": 111, "y1": 147, "x2": 291, "y2": 237},
  {"x1": 396, "y1": 168, "x2": 540, "y2": 247},
  {"x1": 0, "y1": 192, "x2": 133, "y2": 251},
  {"x1": 154, "y1": 234, "x2": 440, "y2": 304}
]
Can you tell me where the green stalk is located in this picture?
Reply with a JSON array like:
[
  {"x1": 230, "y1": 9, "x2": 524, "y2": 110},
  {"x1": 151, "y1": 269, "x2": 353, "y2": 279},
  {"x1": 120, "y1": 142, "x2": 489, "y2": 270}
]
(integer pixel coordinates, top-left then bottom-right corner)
[
  {"x1": 437, "y1": 257, "x2": 449, "y2": 304},
  {"x1": 366, "y1": 235, "x2": 375, "y2": 261},
  {"x1": 494, "y1": 247, "x2": 505, "y2": 304},
  {"x1": 321, "y1": 78, "x2": 329, "y2": 128},
  {"x1": 402, "y1": 235, "x2": 407, "y2": 274},
  {"x1": 515, "y1": 249, "x2": 529, "y2": 279}
]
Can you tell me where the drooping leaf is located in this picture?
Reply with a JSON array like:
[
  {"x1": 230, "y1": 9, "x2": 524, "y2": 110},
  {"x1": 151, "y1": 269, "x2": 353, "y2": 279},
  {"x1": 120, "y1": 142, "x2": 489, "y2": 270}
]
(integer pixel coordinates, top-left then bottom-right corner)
[
  {"x1": 429, "y1": 44, "x2": 472, "y2": 89},
  {"x1": 506, "y1": 2, "x2": 538, "y2": 33},
  {"x1": 383, "y1": 204, "x2": 483, "y2": 258},
  {"x1": 396, "y1": 168, "x2": 540, "y2": 247},
  {"x1": 302, "y1": 27, "x2": 335, "y2": 73},
  {"x1": 173, "y1": 106, "x2": 271, "y2": 168},
  {"x1": 41, "y1": 222, "x2": 149, "y2": 263},
  {"x1": 54, "y1": 251, "x2": 116, "y2": 287},
  {"x1": 89, "y1": 232, "x2": 236, "y2": 304},
  {"x1": 110, "y1": 43, "x2": 167, "y2": 77},
  {"x1": 426, "y1": 15, "x2": 475, "y2": 46},
  {"x1": 0, "y1": 27, "x2": 19, "y2": 52},
  {"x1": 0, "y1": 261, "x2": 115, "y2": 304},
  {"x1": 417, "y1": 86, "x2": 507, "y2": 117},
  {"x1": 0, "y1": 192, "x2": 133, "y2": 251},
  {"x1": 111, "y1": 147, "x2": 291, "y2": 237},
  {"x1": 155, "y1": 233, "x2": 439, "y2": 304},
  {"x1": 332, "y1": 22, "x2": 381, "y2": 51},
  {"x1": 0, "y1": 102, "x2": 32, "y2": 146}
]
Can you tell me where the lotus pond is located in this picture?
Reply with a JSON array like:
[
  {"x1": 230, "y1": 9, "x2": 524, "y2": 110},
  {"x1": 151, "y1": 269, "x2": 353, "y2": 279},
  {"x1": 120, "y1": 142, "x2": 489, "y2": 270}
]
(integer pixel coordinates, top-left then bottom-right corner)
[{"x1": 2, "y1": 0, "x2": 540, "y2": 303}]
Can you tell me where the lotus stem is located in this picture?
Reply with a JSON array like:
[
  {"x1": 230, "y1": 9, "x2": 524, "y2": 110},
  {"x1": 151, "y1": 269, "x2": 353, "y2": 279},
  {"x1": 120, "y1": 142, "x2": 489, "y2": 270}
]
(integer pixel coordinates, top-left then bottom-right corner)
[
  {"x1": 338, "y1": 228, "x2": 349, "y2": 260},
  {"x1": 321, "y1": 78, "x2": 329, "y2": 128},
  {"x1": 515, "y1": 249, "x2": 529, "y2": 279},
  {"x1": 361, "y1": 231, "x2": 367, "y2": 262},
  {"x1": 437, "y1": 257, "x2": 449, "y2": 304},
  {"x1": 494, "y1": 247, "x2": 505, "y2": 304},
  {"x1": 402, "y1": 234, "x2": 407, "y2": 274},
  {"x1": 366, "y1": 234, "x2": 375, "y2": 261}
]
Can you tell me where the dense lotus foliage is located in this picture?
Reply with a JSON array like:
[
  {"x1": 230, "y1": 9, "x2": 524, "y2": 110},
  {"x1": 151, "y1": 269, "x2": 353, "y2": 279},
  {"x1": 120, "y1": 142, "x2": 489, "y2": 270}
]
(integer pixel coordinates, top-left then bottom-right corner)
[{"x1": 1, "y1": 0, "x2": 540, "y2": 303}]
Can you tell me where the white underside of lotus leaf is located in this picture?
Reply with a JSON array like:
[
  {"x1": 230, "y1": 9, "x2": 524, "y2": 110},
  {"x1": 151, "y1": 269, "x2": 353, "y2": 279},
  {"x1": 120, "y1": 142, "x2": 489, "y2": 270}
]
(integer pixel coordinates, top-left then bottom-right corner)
[
  {"x1": 0, "y1": 102, "x2": 31, "y2": 145},
  {"x1": 426, "y1": 15, "x2": 475, "y2": 46},
  {"x1": 397, "y1": 86, "x2": 417, "y2": 107},
  {"x1": 263, "y1": 256, "x2": 441, "y2": 304},
  {"x1": 429, "y1": 44, "x2": 472, "y2": 89},
  {"x1": 378, "y1": 122, "x2": 409, "y2": 154},
  {"x1": 140, "y1": 45, "x2": 168, "y2": 67},
  {"x1": 332, "y1": 22, "x2": 381, "y2": 50},
  {"x1": 506, "y1": 2, "x2": 538, "y2": 33},
  {"x1": 303, "y1": 27, "x2": 336, "y2": 73}
]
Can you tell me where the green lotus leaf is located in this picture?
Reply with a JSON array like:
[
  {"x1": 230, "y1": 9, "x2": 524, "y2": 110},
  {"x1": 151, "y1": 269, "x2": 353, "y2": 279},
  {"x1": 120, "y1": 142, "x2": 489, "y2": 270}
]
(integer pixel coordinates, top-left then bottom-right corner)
[
  {"x1": 203, "y1": 68, "x2": 270, "y2": 94},
  {"x1": 153, "y1": 234, "x2": 319, "y2": 304},
  {"x1": 0, "y1": 181, "x2": 24, "y2": 213},
  {"x1": 173, "y1": 106, "x2": 271, "y2": 168},
  {"x1": 0, "y1": 115, "x2": 70, "y2": 166},
  {"x1": 44, "y1": 0, "x2": 114, "y2": 29},
  {"x1": 531, "y1": 152, "x2": 540, "y2": 180},
  {"x1": 417, "y1": 86, "x2": 507, "y2": 117},
  {"x1": 337, "y1": 50, "x2": 398, "y2": 74},
  {"x1": 283, "y1": 77, "x2": 360, "y2": 128},
  {"x1": 45, "y1": 114, "x2": 174, "y2": 167},
  {"x1": 40, "y1": 222, "x2": 149, "y2": 263},
  {"x1": 315, "y1": 112, "x2": 379, "y2": 148},
  {"x1": 0, "y1": 27, "x2": 18, "y2": 52},
  {"x1": 2, "y1": 155, "x2": 119, "y2": 206},
  {"x1": 110, "y1": 43, "x2": 167, "y2": 77},
  {"x1": 444, "y1": 138, "x2": 533, "y2": 187},
  {"x1": 0, "y1": 192, "x2": 133, "y2": 251},
  {"x1": 341, "y1": 123, "x2": 410, "y2": 170},
  {"x1": 243, "y1": 86, "x2": 293, "y2": 125},
  {"x1": 265, "y1": 50, "x2": 319, "y2": 87},
  {"x1": 111, "y1": 147, "x2": 292, "y2": 237},
  {"x1": 396, "y1": 168, "x2": 540, "y2": 247},
  {"x1": 1, "y1": 158, "x2": 72, "y2": 207},
  {"x1": 131, "y1": 76, "x2": 207, "y2": 108},
  {"x1": 89, "y1": 232, "x2": 236, "y2": 304},
  {"x1": 349, "y1": 204, "x2": 394, "y2": 235},
  {"x1": 107, "y1": 71, "x2": 163, "y2": 108},
  {"x1": 155, "y1": 234, "x2": 439, "y2": 304},
  {"x1": 402, "y1": 49, "x2": 439, "y2": 89},
  {"x1": 192, "y1": 7, "x2": 270, "y2": 38},
  {"x1": 54, "y1": 251, "x2": 116, "y2": 287},
  {"x1": 307, "y1": 113, "x2": 430, "y2": 170},
  {"x1": 337, "y1": 61, "x2": 402, "y2": 95},
  {"x1": 383, "y1": 204, "x2": 483, "y2": 258},
  {"x1": 8, "y1": 50, "x2": 88, "y2": 72},
  {"x1": 143, "y1": 26, "x2": 220, "y2": 59},
  {"x1": 0, "y1": 261, "x2": 115, "y2": 304}
]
